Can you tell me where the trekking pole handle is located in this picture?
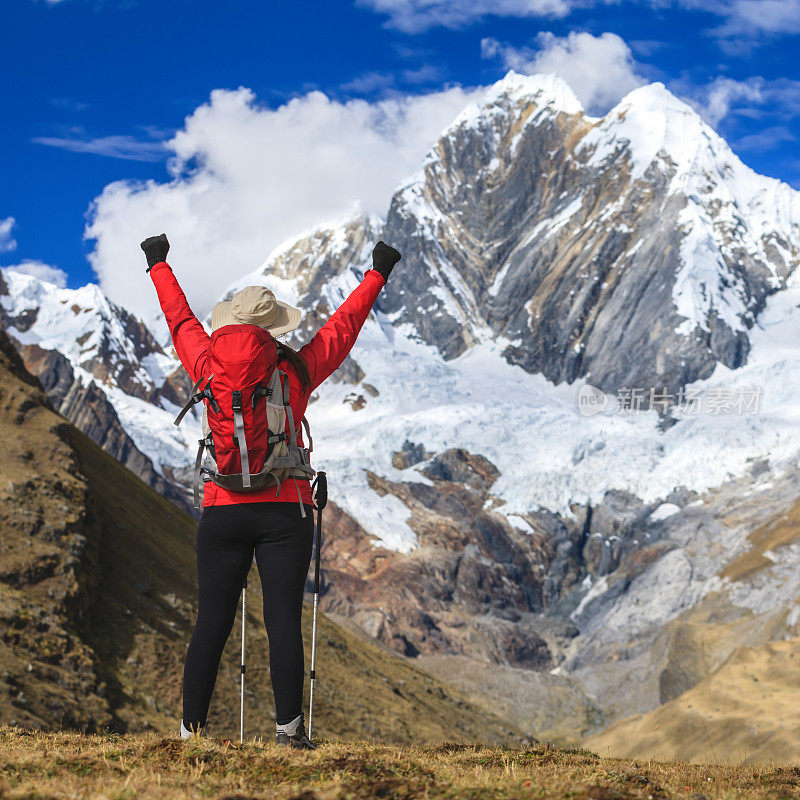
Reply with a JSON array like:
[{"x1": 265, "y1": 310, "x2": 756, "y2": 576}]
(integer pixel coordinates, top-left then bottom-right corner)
[
  {"x1": 312, "y1": 471, "x2": 327, "y2": 510},
  {"x1": 312, "y1": 475, "x2": 324, "y2": 595}
]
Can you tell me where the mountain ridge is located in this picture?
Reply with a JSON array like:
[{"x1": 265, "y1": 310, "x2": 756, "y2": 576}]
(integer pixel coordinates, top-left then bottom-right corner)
[{"x1": 3, "y1": 70, "x2": 800, "y2": 755}]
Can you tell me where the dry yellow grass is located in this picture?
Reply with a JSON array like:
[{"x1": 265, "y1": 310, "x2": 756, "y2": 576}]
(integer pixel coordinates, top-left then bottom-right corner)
[
  {"x1": 2, "y1": 727, "x2": 800, "y2": 800},
  {"x1": 586, "y1": 639, "x2": 800, "y2": 765},
  {"x1": 722, "y1": 504, "x2": 800, "y2": 583}
]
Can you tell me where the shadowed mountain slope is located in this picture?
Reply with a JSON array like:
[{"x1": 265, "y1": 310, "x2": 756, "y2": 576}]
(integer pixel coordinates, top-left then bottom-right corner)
[{"x1": 0, "y1": 327, "x2": 519, "y2": 743}]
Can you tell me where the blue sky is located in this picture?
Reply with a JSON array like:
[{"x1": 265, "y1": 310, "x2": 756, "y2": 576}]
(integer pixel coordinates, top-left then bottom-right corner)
[{"x1": 1, "y1": 0, "x2": 798, "y2": 310}]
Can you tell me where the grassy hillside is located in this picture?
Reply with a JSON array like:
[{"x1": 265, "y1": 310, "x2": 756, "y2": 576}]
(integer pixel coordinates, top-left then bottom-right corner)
[
  {"x1": 586, "y1": 638, "x2": 800, "y2": 765},
  {"x1": 0, "y1": 328, "x2": 519, "y2": 743},
  {"x1": 3, "y1": 728, "x2": 799, "y2": 800},
  {"x1": 584, "y1": 488, "x2": 800, "y2": 765},
  {"x1": 0, "y1": 328, "x2": 114, "y2": 730}
]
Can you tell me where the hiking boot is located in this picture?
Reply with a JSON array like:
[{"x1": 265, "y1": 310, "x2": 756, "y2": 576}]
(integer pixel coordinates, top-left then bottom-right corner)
[
  {"x1": 276, "y1": 722, "x2": 315, "y2": 749},
  {"x1": 275, "y1": 714, "x2": 315, "y2": 750},
  {"x1": 179, "y1": 720, "x2": 204, "y2": 739}
]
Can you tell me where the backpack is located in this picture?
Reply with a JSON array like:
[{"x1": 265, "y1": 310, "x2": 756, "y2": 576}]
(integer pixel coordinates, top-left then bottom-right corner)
[{"x1": 173, "y1": 324, "x2": 315, "y2": 512}]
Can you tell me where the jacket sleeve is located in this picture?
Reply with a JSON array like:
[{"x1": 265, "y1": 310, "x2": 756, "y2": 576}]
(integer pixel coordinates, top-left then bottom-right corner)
[
  {"x1": 149, "y1": 262, "x2": 210, "y2": 383},
  {"x1": 300, "y1": 269, "x2": 386, "y2": 391}
]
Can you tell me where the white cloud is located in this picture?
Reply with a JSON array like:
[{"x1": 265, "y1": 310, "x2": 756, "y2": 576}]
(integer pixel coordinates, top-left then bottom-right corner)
[
  {"x1": 86, "y1": 84, "x2": 485, "y2": 324},
  {"x1": 51, "y1": 97, "x2": 90, "y2": 112},
  {"x1": 340, "y1": 65, "x2": 444, "y2": 96},
  {"x1": 727, "y1": 0, "x2": 800, "y2": 34},
  {"x1": 734, "y1": 125, "x2": 795, "y2": 152},
  {"x1": 482, "y1": 31, "x2": 646, "y2": 115},
  {"x1": 4, "y1": 260, "x2": 68, "y2": 288},
  {"x1": 0, "y1": 217, "x2": 17, "y2": 253},
  {"x1": 403, "y1": 64, "x2": 443, "y2": 84},
  {"x1": 341, "y1": 64, "x2": 444, "y2": 97},
  {"x1": 355, "y1": 0, "x2": 580, "y2": 32},
  {"x1": 356, "y1": 0, "x2": 800, "y2": 39},
  {"x1": 678, "y1": 0, "x2": 800, "y2": 36},
  {"x1": 340, "y1": 71, "x2": 397, "y2": 94},
  {"x1": 697, "y1": 76, "x2": 765, "y2": 125},
  {"x1": 684, "y1": 76, "x2": 800, "y2": 126},
  {"x1": 33, "y1": 134, "x2": 167, "y2": 162}
]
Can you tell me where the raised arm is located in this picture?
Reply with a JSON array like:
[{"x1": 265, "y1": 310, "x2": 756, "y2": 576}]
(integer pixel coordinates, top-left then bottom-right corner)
[
  {"x1": 300, "y1": 241, "x2": 401, "y2": 391},
  {"x1": 300, "y1": 269, "x2": 384, "y2": 390},
  {"x1": 142, "y1": 235, "x2": 210, "y2": 383}
]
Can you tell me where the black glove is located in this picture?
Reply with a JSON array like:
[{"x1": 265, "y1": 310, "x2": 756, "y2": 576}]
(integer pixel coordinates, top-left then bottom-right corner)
[
  {"x1": 372, "y1": 240, "x2": 401, "y2": 282},
  {"x1": 140, "y1": 233, "x2": 170, "y2": 271}
]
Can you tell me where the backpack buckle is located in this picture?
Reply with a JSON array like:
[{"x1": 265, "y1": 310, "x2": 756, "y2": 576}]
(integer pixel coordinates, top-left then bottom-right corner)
[
  {"x1": 231, "y1": 390, "x2": 243, "y2": 412},
  {"x1": 202, "y1": 387, "x2": 221, "y2": 414},
  {"x1": 251, "y1": 385, "x2": 272, "y2": 410}
]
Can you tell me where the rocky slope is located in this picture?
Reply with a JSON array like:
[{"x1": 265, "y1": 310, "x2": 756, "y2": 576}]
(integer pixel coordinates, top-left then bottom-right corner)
[
  {"x1": 0, "y1": 326, "x2": 519, "y2": 742},
  {"x1": 0, "y1": 327, "x2": 112, "y2": 730}
]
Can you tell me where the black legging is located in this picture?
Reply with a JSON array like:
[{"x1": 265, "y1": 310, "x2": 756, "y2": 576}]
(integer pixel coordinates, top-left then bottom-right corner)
[{"x1": 182, "y1": 501, "x2": 314, "y2": 728}]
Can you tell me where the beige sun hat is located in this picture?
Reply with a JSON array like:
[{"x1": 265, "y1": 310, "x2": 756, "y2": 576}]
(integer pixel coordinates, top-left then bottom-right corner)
[{"x1": 211, "y1": 285, "x2": 302, "y2": 336}]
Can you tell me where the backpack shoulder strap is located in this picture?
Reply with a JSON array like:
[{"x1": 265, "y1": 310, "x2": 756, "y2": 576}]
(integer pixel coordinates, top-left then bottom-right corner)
[{"x1": 231, "y1": 389, "x2": 251, "y2": 488}]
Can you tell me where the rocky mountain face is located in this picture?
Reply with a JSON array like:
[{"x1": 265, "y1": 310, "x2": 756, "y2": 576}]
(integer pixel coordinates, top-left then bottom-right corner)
[
  {"x1": 375, "y1": 72, "x2": 800, "y2": 394},
  {"x1": 20, "y1": 343, "x2": 188, "y2": 509},
  {"x1": 3, "y1": 71, "x2": 800, "y2": 753},
  {"x1": 583, "y1": 484, "x2": 800, "y2": 764},
  {"x1": 316, "y1": 442, "x2": 800, "y2": 749}
]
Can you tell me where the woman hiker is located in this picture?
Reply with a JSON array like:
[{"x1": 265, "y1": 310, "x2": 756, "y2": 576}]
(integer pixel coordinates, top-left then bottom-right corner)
[{"x1": 140, "y1": 233, "x2": 401, "y2": 749}]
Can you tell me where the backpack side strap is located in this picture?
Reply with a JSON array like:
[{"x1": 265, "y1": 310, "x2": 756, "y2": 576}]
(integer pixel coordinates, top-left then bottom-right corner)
[
  {"x1": 279, "y1": 372, "x2": 308, "y2": 518},
  {"x1": 301, "y1": 416, "x2": 313, "y2": 453},
  {"x1": 193, "y1": 435, "x2": 214, "y2": 509},
  {"x1": 174, "y1": 375, "x2": 219, "y2": 426}
]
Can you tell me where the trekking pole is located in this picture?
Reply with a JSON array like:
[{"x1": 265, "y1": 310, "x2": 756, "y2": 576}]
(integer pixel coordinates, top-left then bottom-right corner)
[
  {"x1": 240, "y1": 572, "x2": 248, "y2": 743},
  {"x1": 308, "y1": 471, "x2": 327, "y2": 740}
]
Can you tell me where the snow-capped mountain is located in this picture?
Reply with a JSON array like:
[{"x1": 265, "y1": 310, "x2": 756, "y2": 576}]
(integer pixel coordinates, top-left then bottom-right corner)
[
  {"x1": 3, "y1": 70, "x2": 800, "y2": 738},
  {"x1": 0, "y1": 268, "x2": 199, "y2": 509},
  {"x1": 375, "y1": 72, "x2": 800, "y2": 392}
]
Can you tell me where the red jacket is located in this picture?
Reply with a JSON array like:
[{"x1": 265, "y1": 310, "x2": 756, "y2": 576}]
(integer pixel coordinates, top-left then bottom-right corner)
[{"x1": 149, "y1": 262, "x2": 386, "y2": 507}]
